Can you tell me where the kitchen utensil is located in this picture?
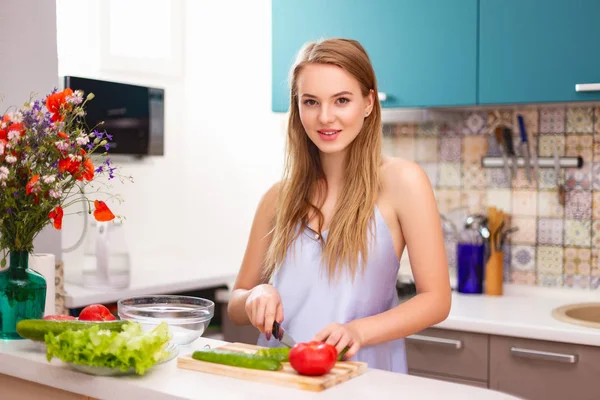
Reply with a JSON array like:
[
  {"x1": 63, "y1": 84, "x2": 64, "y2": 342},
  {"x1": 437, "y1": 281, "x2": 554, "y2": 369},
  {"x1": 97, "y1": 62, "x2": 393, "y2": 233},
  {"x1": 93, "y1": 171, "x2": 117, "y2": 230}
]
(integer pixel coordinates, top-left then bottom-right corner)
[
  {"x1": 273, "y1": 321, "x2": 296, "y2": 348},
  {"x1": 553, "y1": 141, "x2": 566, "y2": 205},
  {"x1": 117, "y1": 295, "x2": 214, "y2": 346},
  {"x1": 485, "y1": 206, "x2": 505, "y2": 296},
  {"x1": 494, "y1": 127, "x2": 512, "y2": 183},
  {"x1": 517, "y1": 114, "x2": 532, "y2": 183},
  {"x1": 503, "y1": 127, "x2": 519, "y2": 180},
  {"x1": 456, "y1": 226, "x2": 485, "y2": 294},
  {"x1": 177, "y1": 342, "x2": 367, "y2": 392},
  {"x1": 499, "y1": 227, "x2": 519, "y2": 249}
]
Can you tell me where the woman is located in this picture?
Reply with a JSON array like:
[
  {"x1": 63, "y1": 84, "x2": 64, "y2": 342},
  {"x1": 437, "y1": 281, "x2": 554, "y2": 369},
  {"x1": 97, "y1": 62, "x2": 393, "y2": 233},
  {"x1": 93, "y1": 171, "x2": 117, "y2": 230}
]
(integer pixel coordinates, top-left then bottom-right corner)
[{"x1": 227, "y1": 38, "x2": 451, "y2": 373}]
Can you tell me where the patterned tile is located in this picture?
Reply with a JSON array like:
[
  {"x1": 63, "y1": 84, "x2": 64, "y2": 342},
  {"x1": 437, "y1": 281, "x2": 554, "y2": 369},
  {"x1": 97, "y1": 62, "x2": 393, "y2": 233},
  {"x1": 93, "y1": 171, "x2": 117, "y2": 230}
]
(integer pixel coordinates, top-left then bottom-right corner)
[
  {"x1": 564, "y1": 219, "x2": 592, "y2": 247},
  {"x1": 487, "y1": 168, "x2": 511, "y2": 189},
  {"x1": 438, "y1": 163, "x2": 461, "y2": 188},
  {"x1": 566, "y1": 107, "x2": 594, "y2": 133},
  {"x1": 590, "y1": 276, "x2": 600, "y2": 290},
  {"x1": 540, "y1": 107, "x2": 565, "y2": 134},
  {"x1": 502, "y1": 242, "x2": 512, "y2": 282},
  {"x1": 393, "y1": 124, "x2": 416, "y2": 136},
  {"x1": 537, "y1": 218, "x2": 564, "y2": 245},
  {"x1": 595, "y1": 107, "x2": 600, "y2": 135},
  {"x1": 537, "y1": 246, "x2": 563, "y2": 274},
  {"x1": 594, "y1": 143, "x2": 600, "y2": 162},
  {"x1": 592, "y1": 221, "x2": 600, "y2": 248},
  {"x1": 538, "y1": 135, "x2": 565, "y2": 157},
  {"x1": 565, "y1": 134, "x2": 593, "y2": 162},
  {"x1": 592, "y1": 164, "x2": 600, "y2": 190},
  {"x1": 564, "y1": 165, "x2": 592, "y2": 191},
  {"x1": 537, "y1": 191, "x2": 564, "y2": 218},
  {"x1": 564, "y1": 274, "x2": 590, "y2": 290},
  {"x1": 382, "y1": 136, "x2": 397, "y2": 157},
  {"x1": 537, "y1": 273, "x2": 563, "y2": 287},
  {"x1": 487, "y1": 110, "x2": 513, "y2": 132},
  {"x1": 440, "y1": 138, "x2": 462, "y2": 162},
  {"x1": 419, "y1": 162, "x2": 439, "y2": 187},
  {"x1": 538, "y1": 168, "x2": 559, "y2": 190},
  {"x1": 460, "y1": 190, "x2": 487, "y2": 214},
  {"x1": 565, "y1": 190, "x2": 592, "y2": 219},
  {"x1": 510, "y1": 216, "x2": 536, "y2": 245},
  {"x1": 486, "y1": 189, "x2": 511, "y2": 213},
  {"x1": 592, "y1": 249, "x2": 600, "y2": 276},
  {"x1": 462, "y1": 136, "x2": 487, "y2": 162},
  {"x1": 435, "y1": 189, "x2": 461, "y2": 214},
  {"x1": 462, "y1": 163, "x2": 486, "y2": 190},
  {"x1": 593, "y1": 191, "x2": 600, "y2": 220},
  {"x1": 462, "y1": 112, "x2": 487, "y2": 135},
  {"x1": 486, "y1": 134, "x2": 502, "y2": 157},
  {"x1": 416, "y1": 121, "x2": 441, "y2": 136},
  {"x1": 510, "y1": 270, "x2": 536, "y2": 285},
  {"x1": 512, "y1": 190, "x2": 537, "y2": 216},
  {"x1": 564, "y1": 247, "x2": 591, "y2": 275},
  {"x1": 395, "y1": 137, "x2": 415, "y2": 160},
  {"x1": 415, "y1": 137, "x2": 439, "y2": 162},
  {"x1": 513, "y1": 168, "x2": 536, "y2": 190},
  {"x1": 511, "y1": 245, "x2": 536, "y2": 272}
]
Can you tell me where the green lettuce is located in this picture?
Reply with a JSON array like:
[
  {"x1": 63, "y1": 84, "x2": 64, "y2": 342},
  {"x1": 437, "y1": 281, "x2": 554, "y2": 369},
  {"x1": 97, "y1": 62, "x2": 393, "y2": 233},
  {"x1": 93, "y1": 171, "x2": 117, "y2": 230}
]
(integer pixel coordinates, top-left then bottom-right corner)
[{"x1": 45, "y1": 322, "x2": 171, "y2": 375}]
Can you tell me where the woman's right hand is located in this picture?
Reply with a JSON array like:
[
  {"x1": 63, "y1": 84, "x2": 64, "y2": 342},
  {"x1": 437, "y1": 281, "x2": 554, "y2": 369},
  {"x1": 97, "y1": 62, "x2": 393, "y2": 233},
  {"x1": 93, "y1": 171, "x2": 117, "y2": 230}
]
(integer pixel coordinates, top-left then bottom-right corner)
[{"x1": 244, "y1": 284, "x2": 284, "y2": 340}]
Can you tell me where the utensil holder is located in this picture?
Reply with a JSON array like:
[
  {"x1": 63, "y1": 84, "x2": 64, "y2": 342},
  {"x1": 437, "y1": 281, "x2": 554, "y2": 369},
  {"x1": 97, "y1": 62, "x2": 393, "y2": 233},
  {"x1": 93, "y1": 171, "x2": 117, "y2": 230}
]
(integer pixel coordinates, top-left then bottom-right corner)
[{"x1": 485, "y1": 251, "x2": 504, "y2": 296}]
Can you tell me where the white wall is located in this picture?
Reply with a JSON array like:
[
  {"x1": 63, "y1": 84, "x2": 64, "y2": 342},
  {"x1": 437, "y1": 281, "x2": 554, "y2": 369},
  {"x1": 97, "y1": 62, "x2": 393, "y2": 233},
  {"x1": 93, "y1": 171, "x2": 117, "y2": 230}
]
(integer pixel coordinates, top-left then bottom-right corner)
[
  {"x1": 56, "y1": 0, "x2": 286, "y2": 283},
  {"x1": 0, "y1": 0, "x2": 62, "y2": 260}
]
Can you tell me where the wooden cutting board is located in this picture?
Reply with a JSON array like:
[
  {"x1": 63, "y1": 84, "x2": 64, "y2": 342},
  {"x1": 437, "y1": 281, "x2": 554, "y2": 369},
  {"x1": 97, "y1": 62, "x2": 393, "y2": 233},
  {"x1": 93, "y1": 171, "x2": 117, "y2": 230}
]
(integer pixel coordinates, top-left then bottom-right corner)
[{"x1": 176, "y1": 342, "x2": 367, "y2": 392}]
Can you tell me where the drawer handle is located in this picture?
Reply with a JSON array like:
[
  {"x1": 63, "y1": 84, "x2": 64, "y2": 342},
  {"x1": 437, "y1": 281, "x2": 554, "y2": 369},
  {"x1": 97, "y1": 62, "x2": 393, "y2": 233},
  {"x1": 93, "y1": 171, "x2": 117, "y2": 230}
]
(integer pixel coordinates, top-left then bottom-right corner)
[
  {"x1": 575, "y1": 83, "x2": 600, "y2": 92},
  {"x1": 407, "y1": 334, "x2": 463, "y2": 349},
  {"x1": 378, "y1": 92, "x2": 388, "y2": 102},
  {"x1": 510, "y1": 347, "x2": 578, "y2": 364}
]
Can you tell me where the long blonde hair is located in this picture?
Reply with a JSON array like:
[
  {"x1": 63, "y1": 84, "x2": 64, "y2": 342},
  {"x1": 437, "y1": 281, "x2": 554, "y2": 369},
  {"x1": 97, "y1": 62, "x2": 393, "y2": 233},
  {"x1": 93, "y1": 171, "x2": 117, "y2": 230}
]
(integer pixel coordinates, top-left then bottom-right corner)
[{"x1": 264, "y1": 38, "x2": 383, "y2": 282}]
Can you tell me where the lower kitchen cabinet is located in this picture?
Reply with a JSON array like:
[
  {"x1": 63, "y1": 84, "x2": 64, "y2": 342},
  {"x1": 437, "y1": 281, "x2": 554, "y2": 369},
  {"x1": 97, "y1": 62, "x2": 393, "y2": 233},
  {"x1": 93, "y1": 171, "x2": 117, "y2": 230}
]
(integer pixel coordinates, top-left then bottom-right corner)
[
  {"x1": 405, "y1": 328, "x2": 489, "y2": 388},
  {"x1": 489, "y1": 335, "x2": 600, "y2": 400}
]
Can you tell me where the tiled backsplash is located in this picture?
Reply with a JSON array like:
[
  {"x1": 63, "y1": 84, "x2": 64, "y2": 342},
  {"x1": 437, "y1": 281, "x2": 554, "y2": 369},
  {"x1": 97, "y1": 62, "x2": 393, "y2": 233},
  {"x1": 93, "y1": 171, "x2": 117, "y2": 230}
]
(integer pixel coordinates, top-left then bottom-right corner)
[{"x1": 382, "y1": 106, "x2": 600, "y2": 291}]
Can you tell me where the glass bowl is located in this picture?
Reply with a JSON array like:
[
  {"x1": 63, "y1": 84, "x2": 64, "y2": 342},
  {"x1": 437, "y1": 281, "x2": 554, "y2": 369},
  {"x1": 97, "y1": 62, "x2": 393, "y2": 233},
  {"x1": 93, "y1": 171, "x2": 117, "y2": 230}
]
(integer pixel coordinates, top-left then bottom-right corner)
[{"x1": 117, "y1": 295, "x2": 214, "y2": 346}]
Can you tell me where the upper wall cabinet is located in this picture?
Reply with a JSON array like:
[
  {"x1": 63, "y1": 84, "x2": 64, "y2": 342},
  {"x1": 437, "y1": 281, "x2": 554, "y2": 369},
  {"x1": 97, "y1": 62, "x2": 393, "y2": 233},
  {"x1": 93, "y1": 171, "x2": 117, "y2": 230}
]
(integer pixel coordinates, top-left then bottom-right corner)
[
  {"x1": 271, "y1": 0, "x2": 478, "y2": 112},
  {"x1": 479, "y1": 0, "x2": 600, "y2": 105}
]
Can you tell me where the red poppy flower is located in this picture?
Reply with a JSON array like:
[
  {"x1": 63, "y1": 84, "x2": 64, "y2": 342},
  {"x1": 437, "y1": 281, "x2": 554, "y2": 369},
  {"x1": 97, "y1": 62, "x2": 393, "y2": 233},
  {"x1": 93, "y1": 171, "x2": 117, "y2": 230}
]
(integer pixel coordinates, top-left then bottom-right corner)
[
  {"x1": 26, "y1": 175, "x2": 40, "y2": 195},
  {"x1": 48, "y1": 207, "x2": 64, "y2": 230},
  {"x1": 81, "y1": 158, "x2": 94, "y2": 181},
  {"x1": 93, "y1": 200, "x2": 115, "y2": 222},
  {"x1": 58, "y1": 131, "x2": 69, "y2": 139},
  {"x1": 46, "y1": 88, "x2": 73, "y2": 122}
]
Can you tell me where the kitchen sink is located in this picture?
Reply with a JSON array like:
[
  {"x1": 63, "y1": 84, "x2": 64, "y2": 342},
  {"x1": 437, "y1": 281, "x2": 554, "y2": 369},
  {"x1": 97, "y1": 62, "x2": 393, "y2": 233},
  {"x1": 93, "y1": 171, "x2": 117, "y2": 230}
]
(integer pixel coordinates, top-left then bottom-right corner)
[{"x1": 552, "y1": 303, "x2": 600, "y2": 329}]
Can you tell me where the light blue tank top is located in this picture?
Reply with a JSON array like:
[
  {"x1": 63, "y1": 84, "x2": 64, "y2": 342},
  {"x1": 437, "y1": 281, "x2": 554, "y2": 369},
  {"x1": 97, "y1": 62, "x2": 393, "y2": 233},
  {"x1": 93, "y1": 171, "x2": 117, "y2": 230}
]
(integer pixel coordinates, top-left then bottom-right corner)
[{"x1": 257, "y1": 205, "x2": 408, "y2": 373}]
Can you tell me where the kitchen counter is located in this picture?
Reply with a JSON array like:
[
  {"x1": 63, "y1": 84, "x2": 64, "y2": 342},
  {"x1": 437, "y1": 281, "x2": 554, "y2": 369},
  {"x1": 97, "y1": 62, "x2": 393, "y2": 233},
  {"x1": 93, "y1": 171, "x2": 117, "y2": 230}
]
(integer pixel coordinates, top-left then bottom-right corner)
[
  {"x1": 434, "y1": 283, "x2": 600, "y2": 347},
  {"x1": 0, "y1": 337, "x2": 519, "y2": 400}
]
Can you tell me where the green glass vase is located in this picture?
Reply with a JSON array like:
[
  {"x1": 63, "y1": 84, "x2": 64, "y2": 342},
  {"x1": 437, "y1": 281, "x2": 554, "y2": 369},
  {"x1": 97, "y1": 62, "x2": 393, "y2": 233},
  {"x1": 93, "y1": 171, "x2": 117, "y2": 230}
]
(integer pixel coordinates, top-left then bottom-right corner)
[{"x1": 0, "y1": 251, "x2": 47, "y2": 340}]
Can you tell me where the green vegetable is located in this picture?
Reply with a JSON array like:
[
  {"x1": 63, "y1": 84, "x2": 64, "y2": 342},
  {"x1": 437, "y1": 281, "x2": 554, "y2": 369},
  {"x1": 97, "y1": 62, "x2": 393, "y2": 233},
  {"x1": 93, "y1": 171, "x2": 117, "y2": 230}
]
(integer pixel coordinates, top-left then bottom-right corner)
[
  {"x1": 338, "y1": 346, "x2": 349, "y2": 361},
  {"x1": 192, "y1": 349, "x2": 282, "y2": 371},
  {"x1": 255, "y1": 347, "x2": 290, "y2": 362},
  {"x1": 16, "y1": 319, "x2": 130, "y2": 342},
  {"x1": 45, "y1": 322, "x2": 171, "y2": 375}
]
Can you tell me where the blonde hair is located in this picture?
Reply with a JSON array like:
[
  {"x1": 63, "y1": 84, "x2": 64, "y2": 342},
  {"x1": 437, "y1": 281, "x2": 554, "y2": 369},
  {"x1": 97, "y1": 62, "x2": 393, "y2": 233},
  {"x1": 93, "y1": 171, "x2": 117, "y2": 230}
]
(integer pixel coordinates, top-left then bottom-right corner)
[{"x1": 264, "y1": 38, "x2": 383, "y2": 282}]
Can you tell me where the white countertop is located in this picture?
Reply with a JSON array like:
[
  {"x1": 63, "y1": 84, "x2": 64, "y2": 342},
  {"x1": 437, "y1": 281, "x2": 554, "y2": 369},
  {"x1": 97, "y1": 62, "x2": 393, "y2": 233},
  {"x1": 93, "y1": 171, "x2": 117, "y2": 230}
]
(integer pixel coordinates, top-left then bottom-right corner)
[
  {"x1": 434, "y1": 284, "x2": 600, "y2": 347},
  {"x1": 0, "y1": 337, "x2": 519, "y2": 400}
]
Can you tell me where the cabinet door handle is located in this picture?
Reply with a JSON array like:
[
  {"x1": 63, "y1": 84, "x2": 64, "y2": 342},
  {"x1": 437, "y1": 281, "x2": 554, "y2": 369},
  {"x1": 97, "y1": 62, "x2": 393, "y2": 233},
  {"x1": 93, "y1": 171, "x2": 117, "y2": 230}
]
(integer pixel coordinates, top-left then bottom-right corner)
[
  {"x1": 575, "y1": 83, "x2": 600, "y2": 92},
  {"x1": 510, "y1": 347, "x2": 578, "y2": 364},
  {"x1": 407, "y1": 334, "x2": 463, "y2": 349},
  {"x1": 378, "y1": 92, "x2": 388, "y2": 102}
]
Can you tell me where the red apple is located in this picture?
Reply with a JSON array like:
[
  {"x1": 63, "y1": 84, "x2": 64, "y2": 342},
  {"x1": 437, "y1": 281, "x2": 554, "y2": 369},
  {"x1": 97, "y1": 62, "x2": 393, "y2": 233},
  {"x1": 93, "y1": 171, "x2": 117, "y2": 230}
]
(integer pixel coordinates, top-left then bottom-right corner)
[
  {"x1": 78, "y1": 304, "x2": 116, "y2": 321},
  {"x1": 43, "y1": 315, "x2": 77, "y2": 321}
]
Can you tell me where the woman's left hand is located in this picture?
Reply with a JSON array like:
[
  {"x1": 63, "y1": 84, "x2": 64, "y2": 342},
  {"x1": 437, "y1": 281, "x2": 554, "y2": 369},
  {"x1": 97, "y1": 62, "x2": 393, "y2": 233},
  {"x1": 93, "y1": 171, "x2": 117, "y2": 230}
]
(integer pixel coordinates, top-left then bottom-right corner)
[{"x1": 312, "y1": 322, "x2": 362, "y2": 360}]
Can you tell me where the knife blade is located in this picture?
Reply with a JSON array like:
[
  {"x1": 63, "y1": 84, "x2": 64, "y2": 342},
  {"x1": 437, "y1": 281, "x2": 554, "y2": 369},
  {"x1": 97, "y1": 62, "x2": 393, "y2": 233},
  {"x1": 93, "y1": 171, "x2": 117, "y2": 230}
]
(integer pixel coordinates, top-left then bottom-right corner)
[
  {"x1": 503, "y1": 127, "x2": 519, "y2": 180},
  {"x1": 494, "y1": 126, "x2": 512, "y2": 183},
  {"x1": 517, "y1": 115, "x2": 532, "y2": 183},
  {"x1": 272, "y1": 321, "x2": 296, "y2": 348}
]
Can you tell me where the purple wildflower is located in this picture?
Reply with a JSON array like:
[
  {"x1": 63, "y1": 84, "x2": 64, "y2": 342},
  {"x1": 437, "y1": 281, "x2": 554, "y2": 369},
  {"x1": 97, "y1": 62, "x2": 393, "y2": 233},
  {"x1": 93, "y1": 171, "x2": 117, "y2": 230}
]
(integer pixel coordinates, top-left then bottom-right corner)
[
  {"x1": 95, "y1": 165, "x2": 104, "y2": 173},
  {"x1": 104, "y1": 143, "x2": 110, "y2": 151},
  {"x1": 106, "y1": 133, "x2": 113, "y2": 141},
  {"x1": 87, "y1": 143, "x2": 93, "y2": 150},
  {"x1": 7, "y1": 208, "x2": 13, "y2": 214}
]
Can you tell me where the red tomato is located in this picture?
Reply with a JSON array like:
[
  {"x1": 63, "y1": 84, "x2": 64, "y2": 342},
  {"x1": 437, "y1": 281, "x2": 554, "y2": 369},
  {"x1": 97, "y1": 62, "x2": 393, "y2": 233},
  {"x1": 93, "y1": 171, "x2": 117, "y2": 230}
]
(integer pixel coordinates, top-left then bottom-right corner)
[
  {"x1": 289, "y1": 341, "x2": 337, "y2": 376},
  {"x1": 78, "y1": 304, "x2": 116, "y2": 321},
  {"x1": 43, "y1": 315, "x2": 76, "y2": 321}
]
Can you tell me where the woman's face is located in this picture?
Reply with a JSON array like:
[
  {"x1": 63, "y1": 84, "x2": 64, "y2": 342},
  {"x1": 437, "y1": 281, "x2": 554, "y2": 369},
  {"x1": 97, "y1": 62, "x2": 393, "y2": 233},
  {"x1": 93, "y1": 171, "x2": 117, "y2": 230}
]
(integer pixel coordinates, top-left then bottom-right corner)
[{"x1": 296, "y1": 63, "x2": 374, "y2": 155}]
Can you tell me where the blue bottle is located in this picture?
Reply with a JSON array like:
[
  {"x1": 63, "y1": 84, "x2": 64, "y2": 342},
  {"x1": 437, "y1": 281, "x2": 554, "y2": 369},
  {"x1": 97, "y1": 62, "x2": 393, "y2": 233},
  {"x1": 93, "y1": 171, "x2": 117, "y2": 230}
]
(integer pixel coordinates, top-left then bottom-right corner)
[{"x1": 456, "y1": 228, "x2": 485, "y2": 294}]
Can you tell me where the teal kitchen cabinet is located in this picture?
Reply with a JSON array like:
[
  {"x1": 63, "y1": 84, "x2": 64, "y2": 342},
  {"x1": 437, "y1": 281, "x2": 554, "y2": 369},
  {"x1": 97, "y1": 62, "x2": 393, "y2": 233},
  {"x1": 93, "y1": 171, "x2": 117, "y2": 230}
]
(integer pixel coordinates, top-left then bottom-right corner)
[
  {"x1": 272, "y1": 0, "x2": 478, "y2": 112},
  {"x1": 479, "y1": 0, "x2": 600, "y2": 105}
]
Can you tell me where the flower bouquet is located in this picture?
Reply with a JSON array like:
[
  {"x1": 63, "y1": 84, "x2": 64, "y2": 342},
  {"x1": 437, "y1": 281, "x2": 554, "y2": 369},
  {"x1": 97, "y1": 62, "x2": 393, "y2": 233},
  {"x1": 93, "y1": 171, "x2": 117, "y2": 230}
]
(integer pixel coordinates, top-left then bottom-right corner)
[{"x1": 0, "y1": 87, "x2": 128, "y2": 339}]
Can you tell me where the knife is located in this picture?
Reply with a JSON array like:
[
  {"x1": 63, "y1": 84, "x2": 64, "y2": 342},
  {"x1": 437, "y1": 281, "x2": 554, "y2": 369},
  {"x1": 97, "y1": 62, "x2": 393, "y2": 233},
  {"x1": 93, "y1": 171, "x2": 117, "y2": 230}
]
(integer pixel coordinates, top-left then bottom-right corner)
[
  {"x1": 494, "y1": 126, "x2": 512, "y2": 183},
  {"x1": 272, "y1": 321, "x2": 296, "y2": 348},
  {"x1": 517, "y1": 115, "x2": 532, "y2": 183},
  {"x1": 503, "y1": 127, "x2": 519, "y2": 180}
]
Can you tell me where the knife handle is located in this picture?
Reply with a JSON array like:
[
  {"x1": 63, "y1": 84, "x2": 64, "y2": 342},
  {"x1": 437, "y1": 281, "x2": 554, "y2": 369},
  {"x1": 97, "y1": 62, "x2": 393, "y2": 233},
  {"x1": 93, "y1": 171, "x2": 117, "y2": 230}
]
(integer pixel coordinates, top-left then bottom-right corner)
[
  {"x1": 503, "y1": 127, "x2": 516, "y2": 156},
  {"x1": 517, "y1": 115, "x2": 528, "y2": 143}
]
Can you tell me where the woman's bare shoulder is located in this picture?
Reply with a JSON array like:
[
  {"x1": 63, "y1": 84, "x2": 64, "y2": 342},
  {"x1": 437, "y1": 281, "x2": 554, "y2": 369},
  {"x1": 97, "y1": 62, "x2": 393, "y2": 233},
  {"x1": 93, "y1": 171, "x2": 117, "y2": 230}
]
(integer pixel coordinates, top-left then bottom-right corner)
[{"x1": 380, "y1": 156, "x2": 432, "y2": 193}]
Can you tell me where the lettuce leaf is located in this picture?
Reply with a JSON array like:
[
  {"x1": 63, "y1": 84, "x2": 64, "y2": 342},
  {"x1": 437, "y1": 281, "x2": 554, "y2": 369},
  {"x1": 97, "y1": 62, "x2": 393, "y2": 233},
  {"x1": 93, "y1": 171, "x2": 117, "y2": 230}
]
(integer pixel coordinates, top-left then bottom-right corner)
[{"x1": 45, "y1": 322, "x2": 171, "y2": 375}]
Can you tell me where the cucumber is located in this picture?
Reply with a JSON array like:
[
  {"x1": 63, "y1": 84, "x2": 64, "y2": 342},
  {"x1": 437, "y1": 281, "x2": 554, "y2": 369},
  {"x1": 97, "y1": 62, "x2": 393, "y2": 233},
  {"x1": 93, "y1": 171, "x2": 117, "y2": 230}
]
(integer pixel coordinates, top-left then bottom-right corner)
[
  {"x1": 192, "y1": 349, "x2": 282, "y2": 371},
  {"x1": 337, "y1": 346, "x2": 349, "y2": 361},
  {"x1": 16, "y1": 319, "x2": 131, "y2": 342},
  {"x1": 255, "y1": 347, "x2": 290, "y2": 362}
]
